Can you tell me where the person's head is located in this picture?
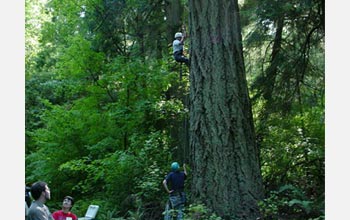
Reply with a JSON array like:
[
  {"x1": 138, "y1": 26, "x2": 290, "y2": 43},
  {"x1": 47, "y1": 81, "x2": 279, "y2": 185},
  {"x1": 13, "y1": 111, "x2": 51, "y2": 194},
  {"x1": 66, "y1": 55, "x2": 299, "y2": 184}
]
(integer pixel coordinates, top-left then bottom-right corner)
[
  {"x1": 30, "y1": 181, "x2": 50, "y2": 202},
  {"x1": 174, "y1": 32, "x2": 183, "y2": 39},
  {"x1": 62, "y1": 196, "x2": 74, "y2": 211},
  {"x1": 171, "y1": 162, "x2": 180, "y2": 172}
]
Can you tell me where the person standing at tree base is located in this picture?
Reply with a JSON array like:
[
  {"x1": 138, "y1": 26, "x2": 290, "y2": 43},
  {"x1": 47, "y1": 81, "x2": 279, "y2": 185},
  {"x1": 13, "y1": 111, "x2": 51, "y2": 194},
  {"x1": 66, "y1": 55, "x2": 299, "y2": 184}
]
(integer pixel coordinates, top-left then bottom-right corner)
[{"x1": 163, "y1": 162, "x2": 187, "y2": 220}]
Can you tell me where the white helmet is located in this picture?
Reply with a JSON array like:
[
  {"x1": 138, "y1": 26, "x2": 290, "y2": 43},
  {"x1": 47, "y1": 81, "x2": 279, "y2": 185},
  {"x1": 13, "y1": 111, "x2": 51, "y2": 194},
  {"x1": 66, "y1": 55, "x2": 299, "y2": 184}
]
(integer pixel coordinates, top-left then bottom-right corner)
[{"x1": 174, "y1": 32, "x2": 183, "y2": 38}]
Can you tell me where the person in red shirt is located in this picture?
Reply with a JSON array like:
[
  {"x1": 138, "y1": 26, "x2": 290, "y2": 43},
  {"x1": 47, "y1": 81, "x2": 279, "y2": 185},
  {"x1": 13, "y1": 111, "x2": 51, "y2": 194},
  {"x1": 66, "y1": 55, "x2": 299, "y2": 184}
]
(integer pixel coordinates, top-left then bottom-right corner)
[{"x1": 52, "y1": 196, "x2": 77, "y2": 220}]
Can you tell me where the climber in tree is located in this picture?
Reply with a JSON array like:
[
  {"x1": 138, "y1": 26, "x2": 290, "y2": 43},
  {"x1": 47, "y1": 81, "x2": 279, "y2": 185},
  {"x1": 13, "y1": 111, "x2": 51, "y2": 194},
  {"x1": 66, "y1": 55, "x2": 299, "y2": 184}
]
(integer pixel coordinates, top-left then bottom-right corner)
[{"x1": 173, "y1": 29, "x2": 190, "y2": 67}]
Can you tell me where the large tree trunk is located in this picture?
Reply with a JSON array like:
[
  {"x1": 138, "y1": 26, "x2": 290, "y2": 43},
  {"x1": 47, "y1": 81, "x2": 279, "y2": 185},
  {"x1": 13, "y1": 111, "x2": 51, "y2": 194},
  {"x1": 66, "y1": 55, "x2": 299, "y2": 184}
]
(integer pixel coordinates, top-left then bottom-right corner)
[{"x1": 188, "y1": 0, "x2": 263, "y2": 219}]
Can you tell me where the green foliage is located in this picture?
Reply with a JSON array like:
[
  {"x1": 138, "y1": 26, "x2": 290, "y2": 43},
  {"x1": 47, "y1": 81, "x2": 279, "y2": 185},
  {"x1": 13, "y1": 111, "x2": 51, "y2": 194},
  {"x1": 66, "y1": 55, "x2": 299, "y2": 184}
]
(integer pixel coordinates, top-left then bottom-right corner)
[
  {"x1": 242, "y1": 0, "x2": 324, "y2": 218},
  {"x1": 255, "y1": 107, "x2": 324, "y2": 219},
  {"x1": 135, "y1": 133, "x2": 171, "y2": 200},
  {"x1": 259, "y1": 109, "x2": 324, "y2": 190},
  {"x1": 184, "y1": 203, "x2": 222, "y2": 220},
  {"x1": 25, "y1": 0, "x2": 53, "y2": 74},
  {"x1": 26, "y1": 47, "x2": 183, "y2": 218},
  {"x1": 97, "y1": 208, "x2": 120, "y2": 220},
  {"x1": 258, "y1": 185, "x2": 324, "y2": 219},
  {"x1": 56, "y1": 35, "x2": 106, "y2": 79},
  {"x1": 126, "y1": 197, "x2": 144, "y2": 220}
]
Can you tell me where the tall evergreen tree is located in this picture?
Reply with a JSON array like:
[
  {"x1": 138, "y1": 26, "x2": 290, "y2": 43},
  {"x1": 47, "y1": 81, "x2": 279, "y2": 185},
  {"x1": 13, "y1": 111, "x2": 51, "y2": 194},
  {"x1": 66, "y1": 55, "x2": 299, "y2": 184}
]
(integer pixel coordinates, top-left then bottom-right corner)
[{"x1": 188, "y1": 0, "x2": 263, "y2": 219}]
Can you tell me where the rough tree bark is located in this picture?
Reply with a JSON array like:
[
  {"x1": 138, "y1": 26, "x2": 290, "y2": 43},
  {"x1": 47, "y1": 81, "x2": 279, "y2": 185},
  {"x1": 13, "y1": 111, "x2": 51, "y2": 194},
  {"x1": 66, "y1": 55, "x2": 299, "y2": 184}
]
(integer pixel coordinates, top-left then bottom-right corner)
[{"x1": 188, "y1": 0, "x2": 264, "y2": 219}]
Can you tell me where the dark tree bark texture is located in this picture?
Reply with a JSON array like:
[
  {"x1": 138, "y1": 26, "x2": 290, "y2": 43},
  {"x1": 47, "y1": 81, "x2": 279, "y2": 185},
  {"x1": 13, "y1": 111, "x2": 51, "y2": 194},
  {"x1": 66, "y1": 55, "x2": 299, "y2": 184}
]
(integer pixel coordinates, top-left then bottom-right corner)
[{"x1": 188, "y1": 0, "x2": 264, "y2": 219}]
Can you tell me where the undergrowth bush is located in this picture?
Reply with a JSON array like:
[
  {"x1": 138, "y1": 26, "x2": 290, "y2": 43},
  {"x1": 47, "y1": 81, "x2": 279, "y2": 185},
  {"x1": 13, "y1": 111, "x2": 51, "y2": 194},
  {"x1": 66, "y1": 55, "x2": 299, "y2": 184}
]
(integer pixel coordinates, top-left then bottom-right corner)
[{"x1": 258, "y1": 185, "x2": 325, "y2": 220}]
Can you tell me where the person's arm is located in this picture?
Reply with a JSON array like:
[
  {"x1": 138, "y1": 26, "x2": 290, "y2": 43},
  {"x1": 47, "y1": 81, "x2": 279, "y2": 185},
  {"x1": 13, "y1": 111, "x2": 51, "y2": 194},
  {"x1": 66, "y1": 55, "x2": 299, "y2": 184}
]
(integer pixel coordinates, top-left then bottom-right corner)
[
  {"x1": 163, "y1": 179, "x2": 172, "y2": 194},
  {"x1": 25, "y1": 202, "x2": 29, "y2": 217},
  {"x1": 180, "y1": 33, "x2": 186, "y2": 44},
  {"x1": 182, "y1": 25, "x2": 187, "y2": 40},
  {"x1": 183, "y1": 163, "x2": 187, "y2": 176}
]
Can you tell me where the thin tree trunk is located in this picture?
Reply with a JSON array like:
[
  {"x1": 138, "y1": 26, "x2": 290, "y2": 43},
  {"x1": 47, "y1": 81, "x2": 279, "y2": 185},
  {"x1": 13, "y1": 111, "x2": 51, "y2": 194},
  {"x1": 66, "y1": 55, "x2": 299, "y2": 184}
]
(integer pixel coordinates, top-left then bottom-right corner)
[
  {"x1": 262, "y1": 17, "x2": 284, "y2": 103},
  {"x1": 165, "y1": 0, "x2": 183, "y2": 43},
  {"x1": 256, "y1": 17, "x2": 284, "y2": 159},
  {"x1": 188, "y1": 0, "x2": 263, "y2": 219}
]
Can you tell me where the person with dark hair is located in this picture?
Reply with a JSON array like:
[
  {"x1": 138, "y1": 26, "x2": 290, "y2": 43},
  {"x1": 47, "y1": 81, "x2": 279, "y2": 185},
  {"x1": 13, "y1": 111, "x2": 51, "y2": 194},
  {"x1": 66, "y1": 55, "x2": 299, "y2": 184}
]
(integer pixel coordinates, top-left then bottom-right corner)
[
  {"x1": 27, "y1": 181, "x2": 53, "y2": 220},
  {"x1": 163, "y1": 162, "x2": 187, "y2": 220},
  {"x1": 52, "y1": 196, "x2": 77, "y2": 220}
]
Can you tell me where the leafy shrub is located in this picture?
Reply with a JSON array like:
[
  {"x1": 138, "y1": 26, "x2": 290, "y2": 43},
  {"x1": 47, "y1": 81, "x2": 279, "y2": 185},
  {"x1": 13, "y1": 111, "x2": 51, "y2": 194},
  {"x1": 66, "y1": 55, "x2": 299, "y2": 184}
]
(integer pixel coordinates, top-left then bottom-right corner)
[
  {"x1": 258, "y1": 185, "x2": 324, "y2": 219},
  {"x1": 184, "y1": 203, "x2": 222, "y2": 220}
]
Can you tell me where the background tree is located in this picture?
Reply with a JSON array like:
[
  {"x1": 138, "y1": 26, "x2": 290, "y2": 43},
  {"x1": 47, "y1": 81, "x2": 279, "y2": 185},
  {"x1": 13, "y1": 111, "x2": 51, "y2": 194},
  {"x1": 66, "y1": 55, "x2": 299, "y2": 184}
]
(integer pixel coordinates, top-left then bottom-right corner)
[{"x1": 242, "y1": 0, "x2": 325, "y2": 218}]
